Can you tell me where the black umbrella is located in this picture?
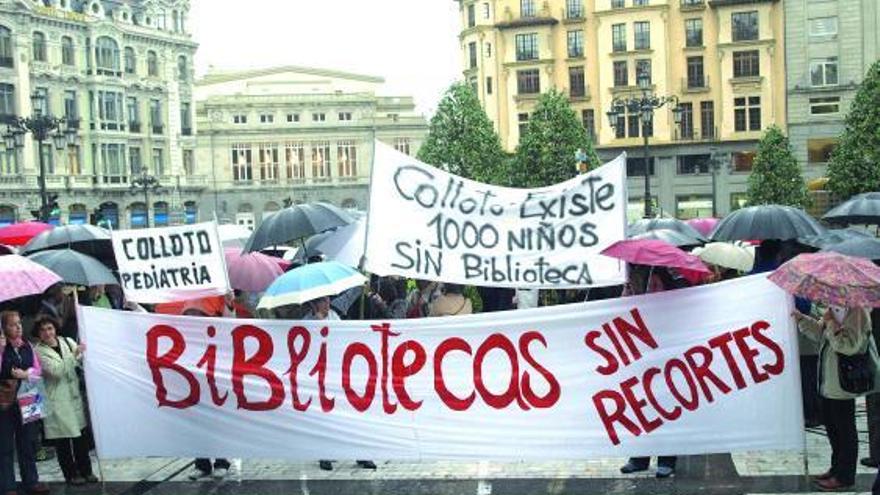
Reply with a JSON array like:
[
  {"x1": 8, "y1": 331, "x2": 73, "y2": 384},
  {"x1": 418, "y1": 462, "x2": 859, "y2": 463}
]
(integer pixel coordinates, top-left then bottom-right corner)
[
  {"x1": 244, "y1": 203, "x2": 354, "y2": 253},
  {"x1": 799, "y1": 228, "x2": 872, "y2": 249},
  {"x1": 21, "y1": 225, "x2": 116, "y2": 268},
  {"x1": 27, "y1": 249, "x2": 118, "y2": 287},
  {"x1": 629, "y1": 229, "x2": 703, "y2": 247},
  {"x1": 823, "y1": 192, "x2": 880, "y2": 225},
  {"x1": 628, "y1": 218, "x2": 707, "y2": 242},
  {"x1": 823, "y1": 238, "x2": 880, "y2": 260},
  {"x1": 710, "y1": 205, "x2": 825, "y2": 242}
]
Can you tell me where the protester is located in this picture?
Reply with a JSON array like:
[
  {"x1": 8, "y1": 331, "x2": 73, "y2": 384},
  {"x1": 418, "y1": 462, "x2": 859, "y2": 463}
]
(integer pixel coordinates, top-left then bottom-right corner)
[
  {"x1": 40, "y1": 284, "x2": 76, "y2": 340},
  {"x1": 428, "y1": 284, "x2": 473, "y2": 317},
  {"x1": 366, "y1": 277, "x2": 407, "y2": 319},
  {"x1": 863, "y1": 306, "x2": 880, "y2": 468},
  {"x1": 405, "y1": 280, "x2": 439, "y2": 319},
  {"x1": 32, "y1": 315, "x2": 96, "y2": 486},
  {"x1": 794, "y1": 305, "x2": 879, "y2": 491},
  {"x1": 85, "y1": 285, "x2": 111, "y2": 309},
  {"x1": 0, "y1": 311, "x2": 50, "y2": 494}
]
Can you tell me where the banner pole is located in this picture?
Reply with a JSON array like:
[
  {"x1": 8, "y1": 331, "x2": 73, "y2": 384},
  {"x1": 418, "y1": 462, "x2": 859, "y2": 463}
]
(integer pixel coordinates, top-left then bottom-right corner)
[{"x1": 357, "y1": 124, "x2": 379, "y2": 273}]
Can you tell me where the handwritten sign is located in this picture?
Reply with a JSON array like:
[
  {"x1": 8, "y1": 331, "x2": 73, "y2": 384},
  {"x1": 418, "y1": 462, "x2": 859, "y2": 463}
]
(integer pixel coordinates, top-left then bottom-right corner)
[
  {"x1": 111, "y1": 222, "x2": 229, "y2": 303},
  {"x1": 364, "y1": 142, "x2": 627, "y2": 288}
]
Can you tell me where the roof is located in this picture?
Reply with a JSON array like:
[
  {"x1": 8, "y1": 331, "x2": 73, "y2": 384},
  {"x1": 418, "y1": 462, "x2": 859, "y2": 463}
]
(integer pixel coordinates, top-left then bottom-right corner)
[{"x1": 197, "y1": 65, "x2": 385, "y2": 86}]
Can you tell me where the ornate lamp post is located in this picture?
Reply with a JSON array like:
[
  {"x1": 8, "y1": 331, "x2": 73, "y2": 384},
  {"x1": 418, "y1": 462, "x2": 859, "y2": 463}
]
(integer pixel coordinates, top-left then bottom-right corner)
[
  {"x1": 3, "y1": 91, "x2": 79, "y2": 221},
  {"x1": 606, "y1": 67, "x2": 682, "y2": 219},
  {"x1": 130, "y1": 169, "x2": 164, "y2": 227},
  {"x1": 708, "y1": 147, "x2": 729, "y2": 218}
]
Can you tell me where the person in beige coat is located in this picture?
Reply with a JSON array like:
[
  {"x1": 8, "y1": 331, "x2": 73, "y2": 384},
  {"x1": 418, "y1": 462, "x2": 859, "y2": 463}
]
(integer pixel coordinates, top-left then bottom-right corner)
[
  {"x1": 32, "y1": 315, "x2": 96, "y2": 487},
  {"x1": 794, "y1": 305, "x2": 879, "y2": 491},
  {"x1": 428, "y1": 284, "x2": 473, "y2": 317}
]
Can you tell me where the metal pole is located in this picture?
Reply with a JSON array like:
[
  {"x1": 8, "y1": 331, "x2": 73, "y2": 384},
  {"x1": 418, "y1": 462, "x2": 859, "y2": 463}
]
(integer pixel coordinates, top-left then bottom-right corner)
[
  {"x1": 37, "y1": 135, "x2": 48, "y2": 222},
  {"x1": 711, "y1": 160, "x2": 718, "y2": 218},
  {"x1": 642, "y1": 121, "x2": 651, "y2": 219},
  {"x1": 144, "y1": 182, "x2": 150, "y2": 228}
]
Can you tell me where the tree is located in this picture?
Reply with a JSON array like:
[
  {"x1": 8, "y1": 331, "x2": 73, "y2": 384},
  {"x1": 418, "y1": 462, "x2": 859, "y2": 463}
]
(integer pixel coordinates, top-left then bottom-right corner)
[
  {"x1": 416, "y1": 82, "x2": 506, "y2": 184},
  {"x1": 827, "y1": 60, "x2": 880, "y2": 199},
  {"x1": 746, "y1": 125, "x2": 809, "y2": 208},
  {"x1": 510, "y1": 89, "x2": 599, "y2": 188}
]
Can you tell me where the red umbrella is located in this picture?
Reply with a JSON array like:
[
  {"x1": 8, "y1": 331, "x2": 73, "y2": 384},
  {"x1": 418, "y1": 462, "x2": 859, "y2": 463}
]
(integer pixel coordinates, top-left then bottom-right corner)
[
  {"x1": 601, "y1": 239, "x2": 710, "y2": 274},
  {"x1": 686, "y1": 218, "x2": 719, "y2": 238},
  {"x1": 0, "y1": 222, "x2": 52, "y2": 247}
]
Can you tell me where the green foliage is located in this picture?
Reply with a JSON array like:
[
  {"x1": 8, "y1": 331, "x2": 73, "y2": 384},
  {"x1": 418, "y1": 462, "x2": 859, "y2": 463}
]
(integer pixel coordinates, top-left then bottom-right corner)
[
  {"x1": 827, "y1": 60, "x2": 880, "y2": 199},
  {"x1": 510, "y1": 90, "x2": 600, "y2": 188},
  {"x1": 416, "y1": 82, "x2": 507, "y2": 184},
  {"x1": 746, "y1": 126, "x2": 809, "y2": 208}
]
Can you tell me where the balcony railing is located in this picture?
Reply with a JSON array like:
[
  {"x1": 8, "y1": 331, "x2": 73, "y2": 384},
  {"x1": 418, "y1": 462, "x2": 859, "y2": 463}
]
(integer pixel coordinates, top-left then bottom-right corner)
[
  {"x1": 681, "y1": 0, "x2": 705, "y2": 8},
  {"x1": 674, "y1": 126, "x2": 718, "y2": 142},
  {"x1": 152, "y1": 125, "x2": 164, "y2": 135},
  {"x1": 128, "y1": 122, "x2": 141, "y2": 133},
  {"x1": 682, "y1": 75, "x2": 710, "y2": 91}
]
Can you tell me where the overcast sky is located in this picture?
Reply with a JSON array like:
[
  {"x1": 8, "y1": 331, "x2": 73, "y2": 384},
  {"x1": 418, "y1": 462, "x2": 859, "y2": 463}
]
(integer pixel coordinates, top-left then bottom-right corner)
[{"x1": 189, "y1": 0, "x2": 463, "y2": 115}]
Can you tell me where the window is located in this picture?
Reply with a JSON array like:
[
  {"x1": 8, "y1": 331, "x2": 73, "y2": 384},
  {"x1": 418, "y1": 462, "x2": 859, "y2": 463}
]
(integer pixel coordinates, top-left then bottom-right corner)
[
  {"x1": 612, "y1": 24, "x2": 627, "y2": 52},
  {"x1": 485, "y1": 42, "x2": 492, "y2": 58},
  {"x1": 685, "y1": 19, "x2": 703, "y2": 47},
  {"x1": 147, "y1": 50, "x2": 159, "y2": 77},
  {"x1": 0, "y1": 83, "x2": 12, "y2": 117},
  {"x1": 636, "y1": 59, "x2": 652, "y2": 87},
  {"x1": 32, "y1": 32, "x2": 46, "y2": 62},
  {"x1": 634, "y1": 21, "x2": 650, "y2": 50},
  {"x1": 633, "y1": 0, "x2": 649, "y2": 5},
  {"x1": 515, "y1": 33, "x2": 538, "y2": 61},
  {"x1": 33, "y1": 87, "x2": 49, "y2": 115},
  {"x1": 676, "y1": 195, "x2": 713, "y2": 220},
  {"x1": 312, "y1": 113, "x2": 326, "y2": 122},
  {"x1": 468, "y1": 42, "x2": 478, "y2": 68},
  {"x1": 40, "y1": 143, "x2": 55, "y2": 175},
  {"x1": 97, "y1": 91, "x2": 124, "y2": 130},
  {"x1": 0, "y1": 149, "x2": 18, "y2": 175},
  {"x1": 180, "y1": 102, "x2": 192, "y2": 135},
  {"x1": 628, "y1": 110, "x2": 641, "y2": 137},
  {"x1": 152, "y1": 148, "x2": 164, "y2": 176},
  {"x1": 613, "y1": 61, "x2": 628, "y2": 86},
  {"x1": 287, "y1": 114, "x2": 300, "y2": 123},
  {"x1": 810, "y1": 57, "x2": 838, "y2": 87},
  {"x1": 153, "y1": 202, "x2": 169, "y2": 227},
  {"x1": 569, "y1": 66, "x2": 585, "y2": 97},
  {"x1": 734, "y1": 96, "x2": 761, "y2": 132},
  {"x1": 260, "y1": 113, "x2": 274, "y2": 124},
  {"x1": 611, "y1": 0, "x2": 625, "y2": 8},
  {"x1": 687, "y1": 56, "x2": 705, "y2": 88},
  {"x1": 95, "y1": 36, "x2": 120, "y2": 74},
  {"x1": 467, "y1": 3, "x2": 476, "y2": 27},
  {"x1": 67, "y1": 144, "x2": 81, "y2": 175},
  {"x1": 486, "y1": 76, "x2": 493, "y2": 95},
  {"x1": 730, "y1": 193, "x2": 748, "y2": 211},
  {"x1": 807, "y1": 138, "x2": 838, "y2": 164},
  {"x1": 517, "y1": 69, "x2": 540, "y2": 94},
  {"x1": 311, "y1": 141, "x2": 332, "y2": 179},
  {"x1": 63, "y1": 90, "x2": 77, "y2": 120},
  {"x1": 810, "y1": 96, "x2": 840, "y2": 115},
  {"x1": 678, "y1": 154, "x2": 710, "y2": 174},
  {"x1": 62, "y1": 36, "x2": 75, "y2": 66},
  {"x1": 627, "y1": 157, "x2": 655, "y2": 176},
  {"x1": 337, "y1": 140, "x2": 357, "y2": 177},
  {"x1": 566, "y1": 0, "x2": 583, "y2": 19},
  {"x1": 101, "y1": 144, "x2": 125, "y2": 182},
  {"x1": 177, "y1": 56, "x2": 188, "y2": 81},
  {"x1": 733, "y1": 50, "x2": 759, "y2": 78},
  {"x1": 124, "y1": 47, "x2": 136, "y2": 74},
  {"x1": 394, "y1": 137, "x2": 411, "y2": 156},
  {"x1": 732, "y1": 11, "x2": 758, "y2": 41},
  {"x1": 129, "y1": 147, "x2": 142, "y2": 175},
  {"x1": 521, "y1": 0, "x2": 535, "y2": 17},
  {"x1": 809, "y1": 17, "x2": 838, "y2": 37},
  {"x1": 567, "y1": 30, "x2": 584, "y2": 58},
  {"x1": 232, "y1": 144, "x2": 252, "y2": 182},
  {"x1": 285, "y1": 142, "x2": 306, "y2": 179},
  {"x1": 338, "y1": 112, "x2": 352, "y2": 121},
  {"x1": 518, "y1": 113, "x2": 529, "y2": 137},
  {"x1": 679, "y1": 102, "x2": 694, "y2": 139},
  {"x1": 0, "y1": 26, "x2": 11, "y2": 68},
  {"x1": 581, "y1": 109, "x2": 595, "y2": 139},
  {"x1": 258, "y1": 143, "x2": 279, "y2": 181},
  {"x1": 700, "y1": 101, "x2": 715, "y2": 138},
  {"x1": 484, "y1": 2, "x2": 490, "y2": 19},
  {"x1": 732, "y1": 151, "x2": 755, "y2": 172},
  {"x1": 149, "y1": 99, "x2": 162, "y2": 133}
]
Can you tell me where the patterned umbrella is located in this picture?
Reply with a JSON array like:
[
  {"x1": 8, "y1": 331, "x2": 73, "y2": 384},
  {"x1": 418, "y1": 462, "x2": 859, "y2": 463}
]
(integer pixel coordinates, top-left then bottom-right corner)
[
  {"x1": 224, "y1": 247, "x2": 284, "y2": 292},
  {"x1": 768, "y1": 252, "x2": 880, "y2": 307},
  {"x1": 0, "y1": 255, "x2": 62, "y2": 303},
  {"x1": 601, "y1": 239, "x2": 710, "y2": 273},
  {"x1": 0, "y1": 222, "x2": 53, "y2": 247}
]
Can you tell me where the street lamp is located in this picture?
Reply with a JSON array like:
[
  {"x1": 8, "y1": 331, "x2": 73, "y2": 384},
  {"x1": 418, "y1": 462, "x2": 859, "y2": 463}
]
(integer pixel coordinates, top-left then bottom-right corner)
[
  {"x1": 606, "y1": 66, "x2": 682, "y2": 219},
  {"x1": 3, "y1": 91, "x2": 79, "y2": 221},
  {"x1": 708, "y1": 147, "x2": 728, "y2": 218},
  {"x1": 129, "y1": 169, "x2": 164, "y2": 227}
]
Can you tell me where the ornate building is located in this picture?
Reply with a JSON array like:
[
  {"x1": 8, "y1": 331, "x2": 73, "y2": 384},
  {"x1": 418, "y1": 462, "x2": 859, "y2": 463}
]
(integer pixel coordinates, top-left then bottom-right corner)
[
  {"x1": 194, "y1": 66, "x2": 428, "y2": 229},
  {"x1": 0, "y1": 0, "x2": 202, "y2": 228}
]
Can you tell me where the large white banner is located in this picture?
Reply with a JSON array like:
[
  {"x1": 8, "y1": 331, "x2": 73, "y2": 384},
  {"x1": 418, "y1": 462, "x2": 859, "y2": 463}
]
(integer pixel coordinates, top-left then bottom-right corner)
[
  {"x1": 364, "y1": 142, "x2": 628, "y2": 288},
  {"x1": 80, "y1": 275, "x2": 803, "y2": 460},
  {"x1": 111, "y1": 221, "x2": 229, "y2": 303}
]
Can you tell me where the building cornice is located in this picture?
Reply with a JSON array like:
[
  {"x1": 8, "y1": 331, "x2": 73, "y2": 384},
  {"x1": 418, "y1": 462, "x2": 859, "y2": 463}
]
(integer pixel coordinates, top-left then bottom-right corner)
[
  {"x1": 708, "y1": 0, "x2": 778, "y2": 7},
  {"x1": 595, "y1": 4, "x2": 669, "y2": 18},
  {"x1": 495, "y1": 16, "x2": 558, "y2": 30},
  {"x1": 197, "y1": 66, "x2": 385, "y2": 87}
]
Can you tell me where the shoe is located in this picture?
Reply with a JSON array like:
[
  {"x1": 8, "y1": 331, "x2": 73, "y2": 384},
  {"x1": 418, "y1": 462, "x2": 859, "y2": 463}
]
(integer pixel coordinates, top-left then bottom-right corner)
[
  {"x1": 812, "y1": 471, "x2": 834, "y2": 481},
  {"x1": 815, "y1": 477, "x2": 853, "y2": 491},
  {"x1": 85, "y1": 474, "x2": 99, "y2": 483},
  {"x1": 27, "y1": 483, "x2": 50, "y2": 494},
  {"x1": 620, "y1": 461, "x2": 649, "y2": 474},
  {"x1": 212, "y1": 467, "x2": 228, "y2": 479},
  {"x1": 187, "y1": 468, "x2": 212, "y2": 481},
  {"x1": 656, "y1": 466, "x2": 674, "y2": 478},
  {"x1": 68, "y1": 476, "x2": 86, "y2": 486},
  {"x1": 861, "y1": 457, "x2": 880, "y2": 468},
  {"x1": 319, "y1": 460, "x2": 333, "y2": 471},
  {"x1": 356, "y1": 460, "x2": 377, "y2": 470}
]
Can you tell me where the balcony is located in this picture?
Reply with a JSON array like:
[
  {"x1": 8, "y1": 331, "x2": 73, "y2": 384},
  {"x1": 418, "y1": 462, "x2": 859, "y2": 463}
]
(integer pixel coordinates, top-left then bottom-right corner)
[
  {"x1": 152, "y1": 125, "x2": 164, "y2": 135},
  {"x1": 674, "y1": 126, "x2": 718, "y2": 142},
  {"x1": 680, "y1": 0, "x2": 706, "y2": 10},
  {"x1": 95, "y1": 68, "x2": 122, "y2": 78},
  {"x1": 65, "y1": 175, "x2": 94, "y2": 189},
  {"x1": 0, "y1": 56, "x2": 12, "y2": 68},
  {"x1": 128, "y1": 122, "x2": 141, "y2": 133},
  {"x1": 568, "y1": 84, "x2": 591, "y2": 101},
  {"x1": 682, "y1": 75, "x2": 711, "y2": 93}
]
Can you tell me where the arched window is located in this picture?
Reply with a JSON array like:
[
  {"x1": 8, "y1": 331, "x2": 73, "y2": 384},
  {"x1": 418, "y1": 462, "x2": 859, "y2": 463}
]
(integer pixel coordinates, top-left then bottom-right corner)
[
  {"x1": 153, "y1": 201, "x2": 169, "y2": 226},
  {"x1": 61, "y1": 36, "x2": 75, "y2": 66},
  {"x1": 95, "y1": 36, "x2": 119, "y2": 75},
  {"x1": 184, "y1": 201, "x2": 198, "y2": 224},
  {"x1": 0, "y1": 26, "x2": 11, "y2": 68},
  {"x1": 98, "y1": 202, "x2": 118, "y2": 229},
  {"x1": 32, "y1": 32, "x2": 46, "y2": 62},
  {"x1": 129, "y1": 202, "x2": 147, "y2": 228},
  {"x1": 147, "y1": 50, "x2": 158, "y2": 77},
  {"x1": 68, "y1": 204, "x2": 88, "y2": 225},
  {"x1": 177, "y1": 55, "x2": 187, "y2": 81},
  {"x1": 0, "y1": 205, "x2": 15, "y2": 226},
  {"x1": 124, "y1": 46, "x2": 136, "y2": 74}
]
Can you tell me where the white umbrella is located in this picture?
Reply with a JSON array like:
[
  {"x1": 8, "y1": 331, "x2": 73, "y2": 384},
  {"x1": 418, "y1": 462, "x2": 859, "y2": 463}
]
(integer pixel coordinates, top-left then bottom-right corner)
[
  {"x1": 217, "y1": 224, "x2": 253, "y2": 249},
  {"x1": 310, "y1": 218, "x2": 366, "y2": 269},
  {"x1": 692, "y1": 242, "x2": 755, "y2": 272}
]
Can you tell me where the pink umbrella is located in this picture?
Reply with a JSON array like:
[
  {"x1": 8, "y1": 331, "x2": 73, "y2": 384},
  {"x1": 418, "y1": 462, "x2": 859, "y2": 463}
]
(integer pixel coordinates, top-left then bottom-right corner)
[
  {"x1": 0, "y1": 255, "x2": 62, "y2": 303},
  {"x1": 769, "y1": 252, "x2": 880, "y2": 308},
  {"x1": 686, "y1": 218, "x2": 719, "y2": 238},
  {"x1": 224, "y1": 247, "x2": 284, "y2": 292},
  {"x1": 601, "y1": 239, "x2": 711, "y2": 274},
  {"x1": 0, "y1": 222, "x2": 52, "y2": 247}
]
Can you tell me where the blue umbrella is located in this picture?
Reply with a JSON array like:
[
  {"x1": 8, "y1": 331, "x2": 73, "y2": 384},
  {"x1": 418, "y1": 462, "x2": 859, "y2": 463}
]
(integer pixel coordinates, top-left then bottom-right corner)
[{"x1": 257, "y1": 261, "x2": 366, "y2": 310}]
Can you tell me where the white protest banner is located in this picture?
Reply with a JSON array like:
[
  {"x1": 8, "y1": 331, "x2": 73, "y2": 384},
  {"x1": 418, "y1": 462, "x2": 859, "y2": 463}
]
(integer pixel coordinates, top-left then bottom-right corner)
[
  {"x1": 111, "y1": 221, "x2": 229, "y2": 303},
  {"x1": 364, "y1": 142, "x2": 627, "y2": 288},
  {"x1": 80, "y1": 275, "x2": 803, "y2": 460}
]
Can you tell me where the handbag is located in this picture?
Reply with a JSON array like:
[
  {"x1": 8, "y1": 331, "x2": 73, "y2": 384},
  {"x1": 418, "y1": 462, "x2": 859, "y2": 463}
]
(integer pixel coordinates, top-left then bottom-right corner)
[
  {"x1": 16, "y1": 380, "x2": 46, "y2": 424},
  {"x1": 838, "y1": 351, "x2": 876, "y2": 395}
]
